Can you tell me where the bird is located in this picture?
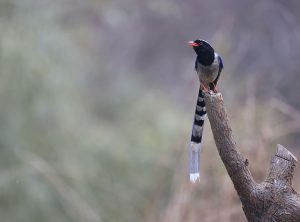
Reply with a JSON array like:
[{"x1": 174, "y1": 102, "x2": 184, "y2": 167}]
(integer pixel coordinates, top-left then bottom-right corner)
[{"x1": 188, "y1": 39, "x2": 223, "y2": 182}]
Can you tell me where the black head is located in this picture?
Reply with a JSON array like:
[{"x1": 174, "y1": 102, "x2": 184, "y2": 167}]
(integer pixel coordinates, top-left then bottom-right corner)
[{"x1": 188, "y1": 39, "x2": 215, "y2": 66}]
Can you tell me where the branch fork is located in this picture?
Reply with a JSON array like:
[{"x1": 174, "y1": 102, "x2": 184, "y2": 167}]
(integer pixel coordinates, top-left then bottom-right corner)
[{"x1": 204, "y1": 92, "x2": 300, "y2": 222}]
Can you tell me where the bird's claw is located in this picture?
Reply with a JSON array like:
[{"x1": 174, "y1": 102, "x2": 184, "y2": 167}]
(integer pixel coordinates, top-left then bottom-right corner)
[{"x1": 210, "y1": 82, "x2": 218, "y2": 93}]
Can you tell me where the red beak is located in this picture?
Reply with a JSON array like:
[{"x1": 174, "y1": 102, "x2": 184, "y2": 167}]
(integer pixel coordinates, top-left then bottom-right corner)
[{"x1": 188, "y1": 41, "x2": 199, "y2": 47}]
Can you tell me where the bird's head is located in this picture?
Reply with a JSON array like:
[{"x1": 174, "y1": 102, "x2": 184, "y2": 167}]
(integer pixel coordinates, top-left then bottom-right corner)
[
  {"x1": 188, "y1": 39, "x2": 215, "y2": 65},
  {"x1": 188, "y1": 39, "x2": 214, "y2": 54},
  {"x1": 188, "y1": 39, "x2": 204, "y2": 47}
]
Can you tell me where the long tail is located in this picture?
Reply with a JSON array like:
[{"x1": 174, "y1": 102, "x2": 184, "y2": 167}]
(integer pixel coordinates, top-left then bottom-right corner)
[{"x1": 189, "y1": 88, "x2": 206, "y2": 182}]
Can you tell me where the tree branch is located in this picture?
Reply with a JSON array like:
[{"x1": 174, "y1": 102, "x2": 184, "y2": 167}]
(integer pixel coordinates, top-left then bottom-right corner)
[
  {"x1": 204, "y1": 93, "x2": 256, "y2": 198},
  {"x1": 203, "y1": 92, "x2": 300, "y2": 221}
]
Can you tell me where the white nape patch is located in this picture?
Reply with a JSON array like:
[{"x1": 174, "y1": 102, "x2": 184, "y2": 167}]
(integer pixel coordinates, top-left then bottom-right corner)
[
  {"x1": 190, "y1": 173, "x2": 200, "y2": 183},
  {"x1": 199, "y1": 39, "x2": 211, "y2": 45}
]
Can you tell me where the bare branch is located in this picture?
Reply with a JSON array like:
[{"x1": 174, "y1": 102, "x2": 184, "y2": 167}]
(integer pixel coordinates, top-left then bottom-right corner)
[{"x1": 204, "y1": 92, "x2": 255, "y2": 199}]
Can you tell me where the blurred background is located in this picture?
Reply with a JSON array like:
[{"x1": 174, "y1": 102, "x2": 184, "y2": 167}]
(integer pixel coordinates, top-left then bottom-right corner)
[{"x1": 1, "y1": 0, "x2": 300, "y2": 221}]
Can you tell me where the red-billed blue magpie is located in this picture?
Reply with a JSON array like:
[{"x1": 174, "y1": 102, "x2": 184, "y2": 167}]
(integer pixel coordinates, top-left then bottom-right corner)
[{"x1": 188, "y1": 39, "x2": 223, "y2": 182}]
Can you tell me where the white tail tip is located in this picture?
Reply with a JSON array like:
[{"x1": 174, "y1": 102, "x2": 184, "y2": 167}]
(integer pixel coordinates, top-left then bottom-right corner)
[{"x1": 190, "y1": 173, "x2": 200, "y2": 183}]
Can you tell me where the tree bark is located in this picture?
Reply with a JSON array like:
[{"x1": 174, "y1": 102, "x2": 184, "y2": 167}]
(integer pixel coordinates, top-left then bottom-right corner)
[{"x1": 203, "y1": 92, "x2": 300, "y2": 222}]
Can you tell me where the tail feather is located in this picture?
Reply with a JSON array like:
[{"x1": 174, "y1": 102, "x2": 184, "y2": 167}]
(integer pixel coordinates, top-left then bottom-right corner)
[
  {"x1": 189, "y1": 142, "x2": 201, "y2": 182},
  {"x1": 189, "y1": 88, "x2": 206, "y2": 182}
]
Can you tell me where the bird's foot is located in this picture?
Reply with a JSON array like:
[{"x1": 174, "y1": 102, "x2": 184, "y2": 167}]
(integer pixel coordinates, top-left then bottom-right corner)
[{"x1": 210, "y1": 82, "x2": 218, "y2": 93}]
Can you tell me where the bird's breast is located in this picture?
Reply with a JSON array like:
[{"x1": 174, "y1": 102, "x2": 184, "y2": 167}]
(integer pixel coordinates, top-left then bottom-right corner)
[{"x1": 196, "y1": 56, "x2": 220, "y2": 84}]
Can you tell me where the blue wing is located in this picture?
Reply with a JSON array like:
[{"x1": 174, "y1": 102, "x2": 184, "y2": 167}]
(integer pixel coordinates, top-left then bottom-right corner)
[
  {"x1": 213, "y1": 55, "x2": 224, "y2": 86},
  {"x1": 218, "y1": 55, "x2": 223, "y2": 72}
]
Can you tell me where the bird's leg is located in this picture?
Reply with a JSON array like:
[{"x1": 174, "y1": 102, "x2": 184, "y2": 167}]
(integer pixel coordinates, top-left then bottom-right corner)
[
  {"x1": 209, "y1": 82, "x2": 218, "y2": 93},
  {"x1": 200, "y1": 82, "x2": 209, "y2": 92}
]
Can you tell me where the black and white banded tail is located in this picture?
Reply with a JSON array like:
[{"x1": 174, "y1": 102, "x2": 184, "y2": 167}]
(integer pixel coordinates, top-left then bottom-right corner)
[{"x1": 189, "y1": 88, "x2": 206, "y2": 182}]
